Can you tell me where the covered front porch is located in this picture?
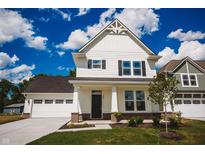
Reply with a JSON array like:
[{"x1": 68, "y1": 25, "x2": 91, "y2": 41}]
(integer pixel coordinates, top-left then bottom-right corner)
[{"x1": 69, "y1": 79, "x2": 160, "y2": 122}]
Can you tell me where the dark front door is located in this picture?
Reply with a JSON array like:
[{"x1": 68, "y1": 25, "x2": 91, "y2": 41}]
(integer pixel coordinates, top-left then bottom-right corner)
[{"x1": 91, "y1": 91, "x2": 102, "y2": 119}]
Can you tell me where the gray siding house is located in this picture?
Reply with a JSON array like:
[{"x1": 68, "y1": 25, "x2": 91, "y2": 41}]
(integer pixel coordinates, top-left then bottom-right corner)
[{"x1": 160, "y1": 56, "x2": 205, "y2": 118}]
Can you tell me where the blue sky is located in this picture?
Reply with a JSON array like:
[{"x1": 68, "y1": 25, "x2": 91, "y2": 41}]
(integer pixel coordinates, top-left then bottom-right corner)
[{"x1": 0, "y1": 8, "x2": 205, "y2": 83}]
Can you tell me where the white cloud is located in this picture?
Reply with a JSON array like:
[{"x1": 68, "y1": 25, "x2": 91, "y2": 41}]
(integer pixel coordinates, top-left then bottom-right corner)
[
  {"x1": 0, "y1": 64, "x2": 35, "y2": 83},
  {"x1": 56, "y1": 8, "x2": 159, "y2": 50},
  {"x1": 76, "y1": 8, "x2": 90, "y2": 16},
  {"x1": 114, "y1": 8, "x2": 159, "y2": 37},
  {"x1": 168, "y1": 29, "x2": 205, "y2": 42},
  {"x1": 0, "y1": 52, "x2": 19, "y2": 69},
  {"x1": 52, "y1": 9, "x2": 71, "y2": 22},
  {"x1": 57, "y1": 66, "x2": 65, "y2": 71},
  {"x1": 57, "y1": 51, "x2": 65, "y2": 56},
  {"x1": 156, "y1": 41, "x2": 205, "y2": 68},
  {"x1": 0, "y1": 9, "x2": 48, "y2": 50}
]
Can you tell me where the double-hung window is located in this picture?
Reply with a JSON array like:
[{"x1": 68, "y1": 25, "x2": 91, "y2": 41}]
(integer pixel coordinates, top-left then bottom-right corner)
[
  {"x1": 181, "y1": 74, "x2": 198, "y2": 87},
  {"x1": 133, "y1": 61, "x2": 142, "y2": 76},
  {"x1": 124, "y1": 90, "x2": 146, "y2": 111},
  {"x1": 122, "y1": 61, "x2": 131, "y2": 75},
  {"x1": 92, "y1": 60, "x2": 102, "y2": 69},
  {"x1": 125, "y1": 91, "x2": 134, "y2": 111},
  {"x1": 136, "y1": 91, "x2": 145, "y2": 111}
]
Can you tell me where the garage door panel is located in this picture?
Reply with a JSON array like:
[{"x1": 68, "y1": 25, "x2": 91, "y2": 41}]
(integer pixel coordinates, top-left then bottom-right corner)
[{"x1": 31, "y1": 104, "x2": 75, "y2": 118}]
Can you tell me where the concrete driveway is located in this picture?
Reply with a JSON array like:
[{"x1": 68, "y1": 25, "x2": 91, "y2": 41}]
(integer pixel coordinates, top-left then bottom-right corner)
[
  {"x1": 188, "y1": 117, "x2": 205, "y2": 121},
  {"x1": 0, "y1": 118, "x2": 69, "y2": 145}
]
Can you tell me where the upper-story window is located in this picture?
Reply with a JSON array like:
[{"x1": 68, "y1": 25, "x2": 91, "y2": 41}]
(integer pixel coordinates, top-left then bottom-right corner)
[
  {"x1": 88, "y1": 59, "x2": 106, "y2": 69},
  {"x1": 181, "y1": 74, "x2": 198, "y2": 87},
  {"x1": 133, "y1": 61, "x2": 142, "y2": 76},
  {"x1": 122, "y1": 61, "x2": 131, "y2": 75},
  {"x1": 92, "y1": 60, "x2": 102, "y2": 69}
]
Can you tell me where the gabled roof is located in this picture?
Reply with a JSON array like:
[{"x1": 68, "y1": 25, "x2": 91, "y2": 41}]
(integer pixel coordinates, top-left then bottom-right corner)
[
  {"x1": 24, "y1": 76, "x2": 74, "y2": 93},
  {"x1": 160, "y1": 56, "x2": 205, "y2": 73},
  {"x1": 75, "y1": 18, "x2": 160, "y2": 59}
]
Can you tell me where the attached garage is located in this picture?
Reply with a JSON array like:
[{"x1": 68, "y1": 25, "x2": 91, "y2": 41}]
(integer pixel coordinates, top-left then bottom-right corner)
[
  {"x1": 23, "y1": 76, "x2": 75, "y2": 118},
  {"x1": 170, "y1": 93, "x2": 205, "y2": 118}
]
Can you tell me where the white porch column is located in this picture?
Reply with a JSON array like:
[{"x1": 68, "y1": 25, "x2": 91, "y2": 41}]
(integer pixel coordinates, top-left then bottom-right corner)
[
  {"x1": 111, "y1": 86, "x2": 118, "y2": 112},
  {"x1": 73, "y1": 86, "x2": 81, "y2": 113}
]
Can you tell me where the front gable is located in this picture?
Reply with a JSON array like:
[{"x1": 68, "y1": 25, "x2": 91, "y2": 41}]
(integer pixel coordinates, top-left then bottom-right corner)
[{"x1": 77, "y1": 19, "x2": 160, "y2": 60}]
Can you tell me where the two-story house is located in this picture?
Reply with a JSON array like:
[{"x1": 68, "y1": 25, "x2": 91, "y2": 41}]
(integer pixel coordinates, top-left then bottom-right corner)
[
  {"x1": 160, "y1": 56, "x2": 205, "y2": 118},
  {"x1": 23, "y1": 19, "x2": 161, "y2": 122}
]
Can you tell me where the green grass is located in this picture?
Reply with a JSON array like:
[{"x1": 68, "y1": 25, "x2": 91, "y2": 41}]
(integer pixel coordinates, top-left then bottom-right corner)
[
  {"x1": 0, "y1": 115, "x2": 25, "y2": 125},
  {"x1": 28, "y1": 119, "x2": 205, "y2": 145}
]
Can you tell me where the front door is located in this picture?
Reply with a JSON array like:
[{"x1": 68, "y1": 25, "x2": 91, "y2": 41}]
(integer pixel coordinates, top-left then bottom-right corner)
[{"x1": 91, "y1": 90, "x2": 102, "y2": 119}]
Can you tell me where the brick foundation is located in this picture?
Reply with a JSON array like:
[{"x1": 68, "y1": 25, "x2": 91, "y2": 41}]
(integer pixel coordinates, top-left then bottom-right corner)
[{"x1": 22, "y1": 113, "x2": 30, "y2": 118}]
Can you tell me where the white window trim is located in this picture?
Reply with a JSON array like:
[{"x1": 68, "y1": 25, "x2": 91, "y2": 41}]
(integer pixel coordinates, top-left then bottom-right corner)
[
  {"x1": 122, "y1": 60, "x2": 143, "y2": 77},
  {"x1": 92, "y1": 59, "x2": 102, "y2": 69},
  {"x1": 124, "y1": 90, "x2": 146, "y2": 112},
  {"x1": 180, "y1": 73, "x2": 199, "y2": 87},
  {"x1": 133, "y1": 61, "x2": 143, "y2": 76}
]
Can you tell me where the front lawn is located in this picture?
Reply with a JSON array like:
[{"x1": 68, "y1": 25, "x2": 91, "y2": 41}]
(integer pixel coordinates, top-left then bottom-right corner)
[
  {"x1": 28, "y1": 119, "x2": 205, "y2": 145},
  {"x1": 0, "y1": 115, "x2": 25, "y2": 125}
]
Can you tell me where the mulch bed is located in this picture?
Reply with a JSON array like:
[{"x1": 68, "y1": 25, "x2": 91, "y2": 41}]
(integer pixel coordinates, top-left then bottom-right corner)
[
  {"x1": 160, "y1": 131, "x2": 183, "y2": 140},
  {"x1": 110, "y1": 123, "x2": 153, "y2": 128},
  {"x1": 60, "y1": 123, "x2": 95, "y2": 129}
]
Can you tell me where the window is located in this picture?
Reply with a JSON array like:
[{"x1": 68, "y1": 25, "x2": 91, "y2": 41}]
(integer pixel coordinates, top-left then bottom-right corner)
[
  {"x1": 193, "y1": 94, "x2": 201, "y2": 98},
  {"x1": 181, "y1": 74, "x2": 198, "y2": 87},
  {"x1": 175, "y1": 94, "x2": 183, "y2": 98},
  {"x1": 133, "y1": 61, "x2": 142, "y2": 76},
  {"x1": 125, "y1": 91, "x2": 134, "y2": 111},
  {"x1": 175, "y1": 100, "x2": 182, "y2": 104},
  {"x1": 136, "y1": 91, "x2": 145, "y2": 111},
  {"x1": 55, "y1": 99, "x2": 64, "y2": 104},
  {"x1": 34, "y1": 100, "x2": 42, "y2": 104},
  {"x1": 202, "y1": 94, "x2": 205, "y2": 98},
  {"x1": 182, "y1": 74, "x2": 189, "y2": 86},
  {"x1": 202, "y1": 100, "x2": 205, "y2": 104},
  {"x1": 45, "y1": 100, "x2": 53, "y2": 104},
  {"x1": 122, "y1": 61, "x2": 131, "y2": 75},
  {"x1": 184, "y1": 100, "x2": 191, "y2": 104},
  {"x1": 92, "y1": 60, "x2": 102, "y2": 69},
  {"x1": 66, "y1": 99, "x2": 73, "y2": 104},
  {"x1": 193, "y1": 100, "x2": 201, "y2": 104},
  {"x1": 184, "y1": 94, "x2": 192, "y2": 98}
]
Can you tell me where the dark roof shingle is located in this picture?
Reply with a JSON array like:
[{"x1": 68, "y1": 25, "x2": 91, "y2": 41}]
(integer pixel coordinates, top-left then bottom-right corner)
[{"x1": 24, "y1": 76, "x2": 74, "y2": 93}]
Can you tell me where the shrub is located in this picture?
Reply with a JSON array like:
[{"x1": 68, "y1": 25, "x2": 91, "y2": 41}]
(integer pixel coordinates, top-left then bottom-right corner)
[
  {"x1": 67, "y1": 123, "x2": 75, "y2": 128},
  {"x1": 168, "y1": 115, "x2": 179, "y2": 129},
  {"x1": 152, "y1": 117, "x2": 160, "y2": 128},
  {"x1": 176, "y1": 111, "x2": 182, "y2": 124},
  {"x1": 128, "y1": 118, "x2": 137, "y2": 127},
  {"x1": 135, "y1": 116, "x2": 143, "y2": 125},
  {"x1": 113, "y1": 112, "x2": 123, "y2": 121},
  {"x1": 81, "y1": 122, "x2": 89, "y2": 128}
]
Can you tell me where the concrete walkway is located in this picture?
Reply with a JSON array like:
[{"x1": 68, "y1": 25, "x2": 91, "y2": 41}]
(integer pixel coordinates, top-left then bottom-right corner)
[
  {"x1": 0, "y1": 118, "x2": 68, "y2": 145},
  {"x1": 187, "y1": 117, "x2": 205, "y2": 121}
]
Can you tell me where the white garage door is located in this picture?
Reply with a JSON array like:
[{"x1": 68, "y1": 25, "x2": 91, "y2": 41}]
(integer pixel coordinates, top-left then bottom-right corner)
[
  {"x1": 173, "y1": 93, "x2": 205, "y2": 118},
  {"x1": 31, "y1": 99, "x2": 75, "y2": 118}
]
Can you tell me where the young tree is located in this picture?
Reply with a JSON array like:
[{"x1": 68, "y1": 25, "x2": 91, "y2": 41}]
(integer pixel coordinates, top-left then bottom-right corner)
[{"x1": 149, "y1": 73, "x2": 179, "y2": 133}]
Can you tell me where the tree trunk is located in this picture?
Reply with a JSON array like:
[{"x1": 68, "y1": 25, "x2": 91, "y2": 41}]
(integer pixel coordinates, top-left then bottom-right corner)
[{"x1": 164, "y1": 103, "x2": 168, "y2": 133}]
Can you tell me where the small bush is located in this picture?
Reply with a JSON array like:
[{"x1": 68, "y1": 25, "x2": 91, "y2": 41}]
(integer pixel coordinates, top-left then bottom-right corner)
[
  {"x1": 113, "y1": 112, "x2": 123, "y2": 121},
  {"x1": 135, "y1": 116, "x2": 143, "y2": 125},
  {"x1": 67, "y1": 123, "x2": 75, "y2": 128},
  {"x1": 81, "y1": 122, "x2": 89, "y2": 128},
  {"x1": 128, "y1": 118, "x2": 137, "y2": 127},
  {"x1": 152, "y1": 117, "x2": 160, "y2": 128},
  {"x1": 169, "y1": 116, "x2": 179, "y2": 129}
]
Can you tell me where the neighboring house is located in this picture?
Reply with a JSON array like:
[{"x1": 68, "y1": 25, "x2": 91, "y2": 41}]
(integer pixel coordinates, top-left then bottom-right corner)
[
  {"x1": 3, "y1": 103, "x2": 24, "y2": 114},
  {"x1": 160, "y1": 56, "x2": 205, "y2": 118},
  {"x1": 23, "y1": 19, "x2": 161, "y2": 121}
]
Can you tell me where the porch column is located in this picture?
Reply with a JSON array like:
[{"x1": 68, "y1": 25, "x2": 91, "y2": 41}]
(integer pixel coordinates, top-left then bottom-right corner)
[
  {"x1": 71, "y1": 86, "x2": 81, "y2": 122},
  {"x1": 111, "y1": 86, "x2": 118, "y2": 112}
]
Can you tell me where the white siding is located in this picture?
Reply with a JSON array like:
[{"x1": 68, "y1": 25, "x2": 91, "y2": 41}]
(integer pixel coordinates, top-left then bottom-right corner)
[
  {"x1": 75, "y1": 34, "x2": 156, "y2": 78},
  {"x1": 24, "y1": 93, "x2": 74, "y2": 118}
]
